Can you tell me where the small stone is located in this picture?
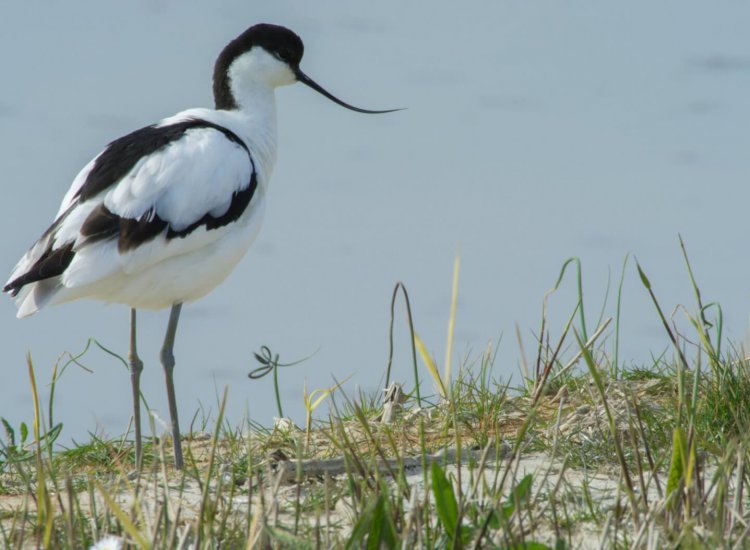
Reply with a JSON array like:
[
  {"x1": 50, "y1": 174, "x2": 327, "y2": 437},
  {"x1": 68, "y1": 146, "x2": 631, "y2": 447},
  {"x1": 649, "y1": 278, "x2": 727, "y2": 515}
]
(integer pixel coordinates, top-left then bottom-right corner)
[{"x1": 273, "y1": 417, "x2": 297, "y2": 432}]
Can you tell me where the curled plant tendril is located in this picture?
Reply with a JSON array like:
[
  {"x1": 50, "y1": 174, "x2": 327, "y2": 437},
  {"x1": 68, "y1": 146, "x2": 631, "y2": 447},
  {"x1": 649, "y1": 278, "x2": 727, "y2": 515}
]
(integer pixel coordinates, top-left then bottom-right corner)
[
  {"x1": 248, "y1": 345, "x2": 317, "y2": 419},
  {"x1": 248, "y1": 346, "x2": 308, "y2": 379}
]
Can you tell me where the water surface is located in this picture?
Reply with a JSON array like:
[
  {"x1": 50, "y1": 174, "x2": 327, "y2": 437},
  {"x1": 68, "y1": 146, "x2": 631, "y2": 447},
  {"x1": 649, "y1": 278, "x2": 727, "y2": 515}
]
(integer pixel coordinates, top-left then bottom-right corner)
[{"x1": 1, "y1": 2, "x2": 749, "y2": 440}]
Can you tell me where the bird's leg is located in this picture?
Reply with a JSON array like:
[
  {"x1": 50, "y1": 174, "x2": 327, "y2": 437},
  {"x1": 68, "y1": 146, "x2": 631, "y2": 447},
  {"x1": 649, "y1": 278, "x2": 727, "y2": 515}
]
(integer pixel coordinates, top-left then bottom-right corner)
[
  {"x1": 129, "y1": 308, "x2": 144, "y2": 469},
  {"x1": 160, "y1": 303, "x2": 184, "y2": 469}
]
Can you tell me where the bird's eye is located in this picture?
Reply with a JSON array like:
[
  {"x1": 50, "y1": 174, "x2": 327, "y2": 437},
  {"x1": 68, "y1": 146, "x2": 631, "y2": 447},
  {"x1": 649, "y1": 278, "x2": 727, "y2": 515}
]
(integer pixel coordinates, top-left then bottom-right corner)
[{"x1": 276, "y1": 49, "x2": 293, "y2": 63}]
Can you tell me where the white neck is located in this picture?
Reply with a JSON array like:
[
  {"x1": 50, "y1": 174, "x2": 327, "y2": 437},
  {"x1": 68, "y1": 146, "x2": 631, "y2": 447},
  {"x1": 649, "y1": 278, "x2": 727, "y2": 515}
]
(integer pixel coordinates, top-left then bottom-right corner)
[
  {"x1": 220, "y1": 48, "x2": 298, "y2": 182},
  {"x1": 237, "y1": 93, "x2": 278, "y2": 184}
]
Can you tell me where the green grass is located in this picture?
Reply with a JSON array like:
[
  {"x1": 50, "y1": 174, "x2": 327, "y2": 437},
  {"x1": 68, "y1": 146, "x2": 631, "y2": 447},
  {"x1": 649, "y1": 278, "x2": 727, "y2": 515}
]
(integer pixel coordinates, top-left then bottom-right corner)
[{"x1": 2, "y1": 249, "x2": 750, "y2": 548}]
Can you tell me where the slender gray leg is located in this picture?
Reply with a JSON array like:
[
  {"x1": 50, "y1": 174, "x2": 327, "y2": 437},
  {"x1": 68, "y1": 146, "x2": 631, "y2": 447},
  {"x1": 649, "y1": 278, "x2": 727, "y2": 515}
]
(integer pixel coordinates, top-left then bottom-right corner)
[
  {"x1": 129, "y1": 308, "x2": 144, "y2": 469},
  {"x1": 160, "y1": 303, "x2": 184, "y2": 469}
]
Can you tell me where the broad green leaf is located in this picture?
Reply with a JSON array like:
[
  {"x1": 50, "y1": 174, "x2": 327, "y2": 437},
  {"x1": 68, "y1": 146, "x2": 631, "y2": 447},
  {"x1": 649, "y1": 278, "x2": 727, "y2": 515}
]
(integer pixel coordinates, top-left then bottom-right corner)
[
  {"x1": 366, "y1": 495, "x2": 385, "y2": 550},
  {"x1": 685, "y1": 434, "x2": 697, "y2": 488},
  {"x1": 345, "y1": 506, "x2": 371, "y2": 550},
  {"x1": 431, "y1": 461, "x2": 459, "y2": 540},
  {"x1": 509, "y1": 474, "x2": 533, "y2": 506},
  {"x1": 487, "y1": 509, "x2": 501, "y2": 529},
  {"x1": 666, "y1": 428, "x2": 685, "y2": 497},
  {"x1": 346, "y1": 493, "x2": 396, "y2": 550},
  {"x1": 504, "y1": 474, "x2": 534, "y2": 518}
]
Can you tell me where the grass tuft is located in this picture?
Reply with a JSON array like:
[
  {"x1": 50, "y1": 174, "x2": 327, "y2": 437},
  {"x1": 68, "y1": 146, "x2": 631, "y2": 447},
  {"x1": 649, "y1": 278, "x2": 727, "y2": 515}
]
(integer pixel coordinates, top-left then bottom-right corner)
[{"x1": 2, "y1": 248, "x2": 750, "y2": 547}]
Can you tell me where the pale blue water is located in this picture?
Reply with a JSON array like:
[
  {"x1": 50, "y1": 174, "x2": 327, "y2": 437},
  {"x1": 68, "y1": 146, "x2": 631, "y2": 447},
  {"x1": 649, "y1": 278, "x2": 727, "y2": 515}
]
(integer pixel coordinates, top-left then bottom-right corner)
[{"x1": 1, "y1": 2, "x2": 749, "y2": 442}]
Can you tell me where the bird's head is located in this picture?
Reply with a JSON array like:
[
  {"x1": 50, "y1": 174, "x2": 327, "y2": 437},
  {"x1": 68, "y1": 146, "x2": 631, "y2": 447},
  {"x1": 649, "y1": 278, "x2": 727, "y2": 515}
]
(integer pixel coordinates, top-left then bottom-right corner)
[{"x1": 214, "y1": 23, "x2": 399, "y2": 114}]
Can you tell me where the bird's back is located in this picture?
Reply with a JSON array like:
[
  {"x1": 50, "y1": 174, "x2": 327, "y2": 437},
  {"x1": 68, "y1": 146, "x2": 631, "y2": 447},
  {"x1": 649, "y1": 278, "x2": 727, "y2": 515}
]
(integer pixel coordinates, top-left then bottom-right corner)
[{"x1": 4, "y1": 108, "x2": 273, "y2": 317}]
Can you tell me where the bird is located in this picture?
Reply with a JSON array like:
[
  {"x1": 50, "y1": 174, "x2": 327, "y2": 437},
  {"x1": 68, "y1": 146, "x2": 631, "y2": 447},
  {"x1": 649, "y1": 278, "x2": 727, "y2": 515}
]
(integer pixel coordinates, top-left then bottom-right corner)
[{"x1": 3, "y1": 23, "x2": 398, "y2": 469}]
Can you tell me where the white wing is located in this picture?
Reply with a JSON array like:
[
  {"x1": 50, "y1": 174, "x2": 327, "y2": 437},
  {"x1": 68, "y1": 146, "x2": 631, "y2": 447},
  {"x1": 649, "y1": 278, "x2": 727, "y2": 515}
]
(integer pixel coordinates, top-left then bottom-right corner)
[
  {"x1": 64, "y1": 126, "x2": 256, "y2": 285},
  {"x1": 6, "y1": 122, "x2": 257, "y2": 306}
]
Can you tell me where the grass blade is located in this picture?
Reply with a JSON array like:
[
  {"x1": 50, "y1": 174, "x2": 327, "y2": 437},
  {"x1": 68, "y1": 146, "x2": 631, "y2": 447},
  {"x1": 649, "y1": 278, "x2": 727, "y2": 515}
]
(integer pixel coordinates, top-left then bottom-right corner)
[
  {"x1": 93, "y1": 478, "x2": 150, "y2": 548},
  {"x1": 431, "y1": 461, "x2": 459, "y2": 541},
  {"x1": 444, "y1": 255, "x2": 460, "y2": 392},
  {"x1": 415, "y1": 334, "x2": 448, "y2": 399}
]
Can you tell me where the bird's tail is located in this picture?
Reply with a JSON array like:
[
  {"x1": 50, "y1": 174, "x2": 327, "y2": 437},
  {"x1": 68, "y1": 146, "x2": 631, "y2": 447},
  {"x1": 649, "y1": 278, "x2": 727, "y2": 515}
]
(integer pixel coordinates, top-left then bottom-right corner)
[{"x1": 12, "y1": 279, "x2": 63, "y2": 318}]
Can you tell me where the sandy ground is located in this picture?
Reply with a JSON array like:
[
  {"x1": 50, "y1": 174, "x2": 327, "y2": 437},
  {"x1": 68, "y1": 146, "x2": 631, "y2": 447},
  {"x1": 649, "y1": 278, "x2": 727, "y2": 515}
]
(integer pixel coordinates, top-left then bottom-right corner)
[
  {"x1": 0, "y1": 381, "x2": 674, "y2": 547},
  {"x1": 0, "y1": 442, "x2": 645, "y2": 548}
]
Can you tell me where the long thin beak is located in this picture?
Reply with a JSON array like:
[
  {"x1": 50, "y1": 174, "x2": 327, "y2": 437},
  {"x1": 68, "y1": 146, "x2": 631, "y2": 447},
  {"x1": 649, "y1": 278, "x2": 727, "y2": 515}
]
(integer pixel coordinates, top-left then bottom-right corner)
[{"x1": 295, "y1": 68, "x2": 401, "y2": 114}]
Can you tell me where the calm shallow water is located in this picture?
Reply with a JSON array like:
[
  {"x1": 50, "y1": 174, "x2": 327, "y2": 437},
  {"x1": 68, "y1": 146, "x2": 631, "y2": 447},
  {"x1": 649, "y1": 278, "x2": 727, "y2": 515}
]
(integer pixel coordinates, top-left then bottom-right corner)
[{"x1": 1, "y1": 2, "x2": 749, "y2": 441}]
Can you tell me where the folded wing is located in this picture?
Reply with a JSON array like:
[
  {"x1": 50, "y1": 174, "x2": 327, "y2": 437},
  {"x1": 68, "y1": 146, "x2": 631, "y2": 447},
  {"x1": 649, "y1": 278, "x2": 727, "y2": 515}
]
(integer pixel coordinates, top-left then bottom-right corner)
[{"x1": 4, "y1": 118, "x2": 257, "y2": 315}]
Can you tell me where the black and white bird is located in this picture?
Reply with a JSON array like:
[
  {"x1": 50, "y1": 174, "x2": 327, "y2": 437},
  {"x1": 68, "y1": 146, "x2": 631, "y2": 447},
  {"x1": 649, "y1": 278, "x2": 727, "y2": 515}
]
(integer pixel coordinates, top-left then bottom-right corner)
[{"x1": 3, "y1": 23, "x2": 397, "y2": 469}]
